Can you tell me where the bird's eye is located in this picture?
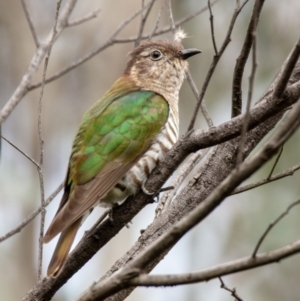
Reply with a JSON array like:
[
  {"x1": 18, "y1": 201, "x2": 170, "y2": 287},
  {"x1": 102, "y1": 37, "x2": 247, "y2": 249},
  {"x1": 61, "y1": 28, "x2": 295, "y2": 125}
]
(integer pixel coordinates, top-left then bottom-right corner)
[{"x1": 149, "y1": 50, "x2": 163, "y2": 61}]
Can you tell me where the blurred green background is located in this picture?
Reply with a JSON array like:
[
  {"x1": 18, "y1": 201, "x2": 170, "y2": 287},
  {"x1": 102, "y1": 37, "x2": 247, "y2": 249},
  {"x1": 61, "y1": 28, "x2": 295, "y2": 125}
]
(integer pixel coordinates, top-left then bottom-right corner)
[{"x1": 1, "y1": 0, "x2": 300, "y2": 300}]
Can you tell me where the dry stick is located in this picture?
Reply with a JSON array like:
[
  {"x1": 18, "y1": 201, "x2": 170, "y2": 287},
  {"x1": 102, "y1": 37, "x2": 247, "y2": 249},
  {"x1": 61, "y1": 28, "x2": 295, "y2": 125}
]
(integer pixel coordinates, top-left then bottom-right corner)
[
  {"x1": 0, "y1": 182, "x2": 64, "y2": 243},
  {"x1": 127, "y1": 239, "x2": 300, "y2": 287},
  {"x1": 0, "y1": 0, "x2": 78, "y2": 125},
  {"x1": 37, "y1": 0, "x2": 62, "y2": 282},
  {"x1": 136, "y1": 0, "x2": 146, "y2": 46},
  {"x1": 148, "y1": 5, "x2": 163, "y2": 40},
  {"x1": 208, "y1": 0, "x2": 218, "y2": 55},
  {"x1": 186, "y1": 71, "x2": 214, "y2": 127},
  {"x1": 20, "y1": 0, "x2": 39, "y2": 47},
  {"x1": 236, "y1": 30, "x2": 258, "y2": 165},
  {"x1": 252, "y1": 199, "x2": 300, "y2": 258},
  {"x1": 76, "y1": 94, "x2": 300, "y2": 301},
  {"x1": 165, "y1": 0, "x2": 176, "y2": 34},
  {"x1": 1, "y1": 135, "x2": 39, "y2": 167},
  {"x1": 267, "y1": 145, "x2": 283, "y2": 179},
  {"x1": 135, "y1": 0, "x2": 156, "y2": 46},
  {"x1": 231, "y1": 0, "x2": 265, "y2": 118},
  {"x1": 219, "y1": 277, "x2": 243, "y2": 301},
  {"x1": 28, "y1": 2, "x2": 152, "y2": 92},
  {"x1": 231, "y1": 163, "x2": 300, "y2": 195},
  {"x1": 187, "y1": 0, "x2": 249, "y2": 131},
  {"x1": 66, "y1": 8, "x2": 101, "y2": 27},
  {"x1": 115, "y1": 0, "x2": 221, "y2": 43},
  {"x1": 272, "y1": 38, "x2": 300, "y2": 97}
]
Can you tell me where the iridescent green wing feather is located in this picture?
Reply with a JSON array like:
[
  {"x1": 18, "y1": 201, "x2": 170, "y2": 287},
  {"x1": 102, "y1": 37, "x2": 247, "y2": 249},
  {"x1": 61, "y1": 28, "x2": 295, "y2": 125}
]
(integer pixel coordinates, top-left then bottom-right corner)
[{"x1": 44, "y1": 77, "x2": 169, "y2": 241}]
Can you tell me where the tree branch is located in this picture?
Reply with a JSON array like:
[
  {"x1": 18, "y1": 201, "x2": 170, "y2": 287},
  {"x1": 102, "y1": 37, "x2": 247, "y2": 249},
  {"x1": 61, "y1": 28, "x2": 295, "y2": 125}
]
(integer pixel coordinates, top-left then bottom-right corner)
[
  {"x1": 0, "y1": 0, "x2": 78, "y2": 125},
  {"x1": 21, "y1": 0, "x2": 39, "y2": 47},
  {"x1": 252, "y1": 198, "x2": 300, "y2": 258},
  {"x1": 187, "y1": 0, "x2": 249, "y2": 131},
  {"x1": 66, "y1": 8, "x2": 101, "y2": 27},
  {"x1": 122, "y1": 239, "x2": 300, "y2": 287},
  {"x1": 37, "y1": 0, "x2": 62, "y2": 281},
  {"x1": 231, "y1": 162, "x2": 300, "y2": 195},
  {"x1": 231, "y1": 0, "x2": 265, "y2": 117},
  {"x1": 0, "y1": 182, "x2": 63, "y2": 243}
]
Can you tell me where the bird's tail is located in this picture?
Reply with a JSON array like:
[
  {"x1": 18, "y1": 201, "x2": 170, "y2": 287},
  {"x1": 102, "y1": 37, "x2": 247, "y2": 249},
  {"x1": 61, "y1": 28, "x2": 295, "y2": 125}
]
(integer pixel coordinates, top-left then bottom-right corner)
[{"x1": 46, "y1": 218, "x2": 81, "y2": 278}]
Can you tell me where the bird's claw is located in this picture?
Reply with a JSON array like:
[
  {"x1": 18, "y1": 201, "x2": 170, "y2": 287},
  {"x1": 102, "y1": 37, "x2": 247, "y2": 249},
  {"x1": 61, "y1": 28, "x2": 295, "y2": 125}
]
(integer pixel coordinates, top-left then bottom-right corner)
[{"x1": 141, "y1": 183, "x2": 154, "y2": 195}]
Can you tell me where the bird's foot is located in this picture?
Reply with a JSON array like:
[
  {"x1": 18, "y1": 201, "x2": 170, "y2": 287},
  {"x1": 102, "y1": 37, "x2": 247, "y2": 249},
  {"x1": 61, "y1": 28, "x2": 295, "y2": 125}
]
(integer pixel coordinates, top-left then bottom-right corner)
[
  {"x1": 108, "y1": 203, "x2": 119, "y2": 221},
  {"x1": 150, "y1": 185, "x2": 175, "y2": 203},
  {"x1": 141, "y1": 183, "x2": 154, "y2": 195}
]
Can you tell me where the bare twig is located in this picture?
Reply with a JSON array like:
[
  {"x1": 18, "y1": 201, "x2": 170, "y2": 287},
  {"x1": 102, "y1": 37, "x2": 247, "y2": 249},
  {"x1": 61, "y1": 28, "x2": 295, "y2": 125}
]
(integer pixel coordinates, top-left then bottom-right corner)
[
  {"x1": 231, "y1": 0, "x2": 265, "y2": 118},
  {"x1": 236, "y1": 28, "x2": 258, "y2": 165},
  {"x1": 185, "y1": 71, "x2": 214, "y2": 128},
  {"x1": 232, "y1": 163, "x2": 300, "y2": 195},
  {"x1": 208, "y1": 0, "x2": 218, "y2": 55},
  {"x1": 219, "y1": 277, "x2": 243, "y2": 301},
  {"x1": 148, "y1": 5, "x2": 163, "y2": 40},
  {"x1": 252, "y1": 199, "x2": 300, "y2": 258},
  {"x1": 0, "y1": 182, "x2": 64, "y2": 243},
  {"x1": 123, "y1": 239, "x2": 300, "y2": 287},
  {"x1": 135, "y1": 0, "x2": 156, "y2": 46},
  {"x1": 165, "y1": 0, "x2": 176, "y2": 34},
  {"x1": 188, "y1": 0, "x2": 249, "y2": 131},
  {"x1": 1, "y1": 135, "x2": 39, "y2": 167},
  {"x1": 166, "y1": 0, "x2": 213, "y2": 127},
  {"x1": 0, "y1": 0, "x2": 78, "y2": 125},
  {"x1": 267, "y1": 145, "x2": 283, "y2": 179},
  {"x1": 21, "y1": 0, "x2": 39, "y2": 47},
  {"x1": 37, "y1": 0, "x2": 62, "y2": 281},
  {"x1": 66, "y1": 8, "x2": 101, "y2": 27},
  {"x1": 273, "y1": 38, "x2": 300, "y2": 99},
  {"x1": 115, "y1": 0, "x2": 221, "y2": 43}
]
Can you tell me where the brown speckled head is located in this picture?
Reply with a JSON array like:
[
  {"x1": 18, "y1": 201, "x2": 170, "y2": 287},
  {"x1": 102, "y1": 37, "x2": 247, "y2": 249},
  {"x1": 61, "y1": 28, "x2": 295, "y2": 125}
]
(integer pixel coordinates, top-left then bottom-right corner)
[
  {"x1": 125, "y1": 40, "x2": 185, "y2": 74},
  {"x1": 124, "y1": 40, "x2": 200, "y2": 104}
]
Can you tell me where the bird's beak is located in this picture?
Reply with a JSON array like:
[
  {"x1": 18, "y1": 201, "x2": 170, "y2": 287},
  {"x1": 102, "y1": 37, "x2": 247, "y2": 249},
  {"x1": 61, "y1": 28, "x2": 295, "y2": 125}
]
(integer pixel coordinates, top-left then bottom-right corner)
[{"x1": 180, "y1": 48, "x2": 202, "y2": 60}]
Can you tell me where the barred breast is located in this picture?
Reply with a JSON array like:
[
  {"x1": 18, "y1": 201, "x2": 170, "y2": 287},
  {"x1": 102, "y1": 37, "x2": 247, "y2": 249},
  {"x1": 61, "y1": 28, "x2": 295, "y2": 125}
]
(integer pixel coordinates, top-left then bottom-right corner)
[{"x1": 100, "y1": 105, "x2": 179, "y2": 206}]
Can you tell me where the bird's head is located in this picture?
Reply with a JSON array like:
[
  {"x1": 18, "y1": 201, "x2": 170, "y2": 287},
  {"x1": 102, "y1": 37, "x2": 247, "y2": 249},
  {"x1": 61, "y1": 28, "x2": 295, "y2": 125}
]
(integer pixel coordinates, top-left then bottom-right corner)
[{"x1": 124, "y1": 40, "x2": 201, "y2": 99}]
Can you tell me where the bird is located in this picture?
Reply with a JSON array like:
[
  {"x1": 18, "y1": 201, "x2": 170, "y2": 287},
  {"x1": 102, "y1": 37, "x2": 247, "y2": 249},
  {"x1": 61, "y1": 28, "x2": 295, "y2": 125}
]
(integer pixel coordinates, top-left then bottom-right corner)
[{"x1": 43, "y1": 39, "x2": 201, "y2": 277}]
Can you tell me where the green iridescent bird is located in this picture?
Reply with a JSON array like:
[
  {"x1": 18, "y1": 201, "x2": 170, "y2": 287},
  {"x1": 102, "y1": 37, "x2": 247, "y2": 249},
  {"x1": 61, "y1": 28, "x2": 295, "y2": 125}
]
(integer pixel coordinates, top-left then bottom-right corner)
[{"x1": 43, "y1": 39, "x2": 201, "y2": 277}]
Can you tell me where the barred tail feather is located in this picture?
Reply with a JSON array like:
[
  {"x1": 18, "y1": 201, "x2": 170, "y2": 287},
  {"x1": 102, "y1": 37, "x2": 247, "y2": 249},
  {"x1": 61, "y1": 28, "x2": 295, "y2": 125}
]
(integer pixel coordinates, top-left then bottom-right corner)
[{"x1": 46, "y1": 218, "x2": 81, "y2": 278}]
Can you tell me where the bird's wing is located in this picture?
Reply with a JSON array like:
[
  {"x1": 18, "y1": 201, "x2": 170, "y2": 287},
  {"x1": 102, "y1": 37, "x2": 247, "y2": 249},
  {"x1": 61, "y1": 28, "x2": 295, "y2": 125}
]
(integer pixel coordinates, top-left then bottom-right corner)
[{"x1": 43, "y1": 82, "x2": 169, "y2": 242}]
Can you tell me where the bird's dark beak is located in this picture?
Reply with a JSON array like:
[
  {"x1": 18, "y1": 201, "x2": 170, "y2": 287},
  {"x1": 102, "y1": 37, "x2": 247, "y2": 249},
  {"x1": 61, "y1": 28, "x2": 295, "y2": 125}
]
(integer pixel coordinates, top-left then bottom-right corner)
[{"x1": 180, "y1": 48, "x2": 202, "y2": 60}]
